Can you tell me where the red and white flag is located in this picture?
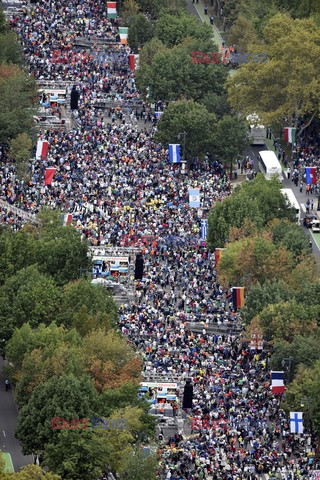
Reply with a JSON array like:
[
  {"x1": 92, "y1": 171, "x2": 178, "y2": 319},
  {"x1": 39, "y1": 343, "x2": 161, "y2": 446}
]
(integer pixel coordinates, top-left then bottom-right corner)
[
  {"x1": 36, "y1": 140, "x2": 50, "y2": 160},
  {"x1": 129, "y1": 54, "x2": 140, "y2": 71},
  {"x1": 44, "y1": 168, "x2": 56, "y2": 185},
  {"x1": 61, "y1": 213, "x2": 73, "y2": 225}
]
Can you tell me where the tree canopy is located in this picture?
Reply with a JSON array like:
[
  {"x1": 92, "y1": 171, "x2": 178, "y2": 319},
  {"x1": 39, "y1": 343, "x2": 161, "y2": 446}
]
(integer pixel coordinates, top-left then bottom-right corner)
[
  {"x1": 155, "y1": 99, "x2": 216, "y2": 160},
  {"x1": 208, "y1": 175, "x2": 294, "y2": 248},
  {"x1": 227, "y1": 14, "x2": 320, "y2": 136}
]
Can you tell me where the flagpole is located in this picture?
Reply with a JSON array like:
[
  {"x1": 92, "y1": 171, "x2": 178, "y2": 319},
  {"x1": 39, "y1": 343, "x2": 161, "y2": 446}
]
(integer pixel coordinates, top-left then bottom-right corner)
[{"x1": 178, "y1": 131, "x2": 187, "y2": 166}]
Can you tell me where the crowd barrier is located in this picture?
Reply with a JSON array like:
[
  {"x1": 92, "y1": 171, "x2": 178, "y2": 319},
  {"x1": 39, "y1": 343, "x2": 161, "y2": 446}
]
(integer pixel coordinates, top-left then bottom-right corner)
[{"x1": 0, "y1": 198, "x2": 39, "y2": 224}]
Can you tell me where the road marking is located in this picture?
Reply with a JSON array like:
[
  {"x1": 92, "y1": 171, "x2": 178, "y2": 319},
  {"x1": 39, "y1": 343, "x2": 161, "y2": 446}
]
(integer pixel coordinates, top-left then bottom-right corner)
[{"x1": 2, "y1": 430, "x2": 5, "y2": 437}]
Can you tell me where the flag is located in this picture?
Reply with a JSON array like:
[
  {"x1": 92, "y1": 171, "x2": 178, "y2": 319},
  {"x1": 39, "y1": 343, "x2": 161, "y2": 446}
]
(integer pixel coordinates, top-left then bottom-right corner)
[
  {"x1": 306, "y1": 167, "x2": 317, "y2": 185},
  {"x1": 200, "y1": 219, "x2": 208, "y2": 240},
  {"x1": 169, "y1": 144, "x2": 180, "y2": 163},
  {"x1": 232, "y1": 287, "x2": 245, "y2": 310},
  {"x1": 250, "y1": 333, "x2": 263, "y2": 350},
  {"x1": 215, "y1": 248, "x2": 225, "y2": 267},
  {"x1": 154, "y1": 111, "x2": 163, "y2": 120},
  {"x1": 107, "y1": 2, "x2": 117, "y2": 19},
  {"x1": 36, "y1": 140, "x2": 49, "y2": 160},
  {"x1": 284, "y1": 127, "x2": 296, "y2": 144},
  {"x1": 189, "y1": 189, "x2": 200, "y2": 208},
  {"x1": 290, "y1": 412, "x2": 303, "y2": 434},
  {"x1": 129, "y1": 54, "x2": 139, "y2": 71},
  {"x1": 44, "y1": 168, "x2": 56, "y2": 185},
  {"x1": 119, "y1": 27, "x2": 128, "y2": 45},
  {"x1": 61, "y1": 213, "x2": 73, "y2": 226},
  {"x1": 271, "y1": 371, "x2": 285, "y2": 394}
]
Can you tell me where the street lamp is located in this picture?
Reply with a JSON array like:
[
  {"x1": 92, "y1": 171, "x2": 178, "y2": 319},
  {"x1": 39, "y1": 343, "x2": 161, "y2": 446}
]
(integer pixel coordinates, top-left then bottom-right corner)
[
  {"x1": 300, "y1": 396, "x2": 312, "y2": 433},
  {"x1": 177, "y1": 131, "x2": 187, "y2": 169}
]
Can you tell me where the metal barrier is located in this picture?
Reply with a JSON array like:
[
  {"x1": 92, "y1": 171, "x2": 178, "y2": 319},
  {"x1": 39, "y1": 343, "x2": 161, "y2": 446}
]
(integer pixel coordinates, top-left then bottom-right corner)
[
  {"x1": 0, "y1": 199, "x2": 39, "y2": 224},
  {"x1": 73, "y1": 37, "x2": 118, "y2": 48}
]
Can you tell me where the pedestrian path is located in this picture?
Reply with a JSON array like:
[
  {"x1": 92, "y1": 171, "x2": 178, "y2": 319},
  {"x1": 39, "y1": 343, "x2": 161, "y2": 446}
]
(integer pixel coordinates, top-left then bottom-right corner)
[{"x1": 189, "y1": 0, "x2": 224, "y2": 48}]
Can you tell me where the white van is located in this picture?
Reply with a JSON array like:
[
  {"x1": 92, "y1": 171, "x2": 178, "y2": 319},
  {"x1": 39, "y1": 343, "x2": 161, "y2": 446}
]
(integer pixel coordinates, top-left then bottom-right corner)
[{"x1": 312, "y1": 220, "x2": 320, "y2": 233}]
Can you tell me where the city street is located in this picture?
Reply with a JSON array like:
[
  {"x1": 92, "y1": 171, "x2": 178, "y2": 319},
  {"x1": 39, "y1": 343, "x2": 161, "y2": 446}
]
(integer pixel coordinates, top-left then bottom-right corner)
[{"x1": 0, "y1": 359, "x2": 32, "y2": 472}]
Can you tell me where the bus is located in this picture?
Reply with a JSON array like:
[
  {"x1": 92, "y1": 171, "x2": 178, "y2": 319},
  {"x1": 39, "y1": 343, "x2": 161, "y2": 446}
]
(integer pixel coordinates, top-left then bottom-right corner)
[
  {"x1": 280, "y1": 188, "x2": 301, "y2": 224},
  {"x1": 247, "y1": 114, "x2": 266, "y2": 145},
  {"x1": 258, "y1": 150, "x2": 283, "y2": 181}
]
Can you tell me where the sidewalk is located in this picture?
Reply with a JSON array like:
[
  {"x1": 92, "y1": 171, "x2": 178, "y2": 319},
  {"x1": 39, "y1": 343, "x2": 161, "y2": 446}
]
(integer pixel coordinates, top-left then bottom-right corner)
[{"x1": 189, "y1": 0, "x2": 224, "y2": 48}]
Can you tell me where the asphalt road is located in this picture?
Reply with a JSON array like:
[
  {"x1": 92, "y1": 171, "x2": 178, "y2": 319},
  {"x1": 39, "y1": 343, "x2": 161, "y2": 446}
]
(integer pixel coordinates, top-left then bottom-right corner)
[{"x1": 0, "y1": 359, "x2": 32, "y2": 472}]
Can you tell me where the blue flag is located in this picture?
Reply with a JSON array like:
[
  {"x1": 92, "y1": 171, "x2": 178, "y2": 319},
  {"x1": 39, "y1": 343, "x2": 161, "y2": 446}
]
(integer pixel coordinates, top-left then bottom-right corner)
[
  {"x1": 169, "y1": 144, "x2": 181, "y2": 163},
  {"x1": 189, "y1": 189, "x2": 200, "y2": 208},
  {"x1": 200, "y1": 219, "x2": 208, "y2": 240}
]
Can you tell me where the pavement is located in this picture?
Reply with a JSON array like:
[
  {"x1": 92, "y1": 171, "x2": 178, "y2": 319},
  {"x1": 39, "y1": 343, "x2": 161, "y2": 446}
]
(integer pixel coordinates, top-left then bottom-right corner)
[
  {"x1": 0, "y1": 359, "x2": 32, "y2": 472},
  {"x1": 186, "y1": 0, "x2": 224, "y2": 47}
]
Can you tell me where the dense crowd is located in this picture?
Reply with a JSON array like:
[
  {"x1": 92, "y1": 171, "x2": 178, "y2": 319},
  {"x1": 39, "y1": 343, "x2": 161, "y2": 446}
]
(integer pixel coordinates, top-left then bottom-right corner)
[{"x1": 1, "y1": 0, "x2": 318, "y2": 479}]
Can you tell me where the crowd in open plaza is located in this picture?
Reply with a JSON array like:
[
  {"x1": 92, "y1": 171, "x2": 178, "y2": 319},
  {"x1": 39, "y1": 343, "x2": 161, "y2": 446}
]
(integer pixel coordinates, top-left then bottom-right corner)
[{"x1": 0, "y1": 0, "x2": 319, "y2": 479}]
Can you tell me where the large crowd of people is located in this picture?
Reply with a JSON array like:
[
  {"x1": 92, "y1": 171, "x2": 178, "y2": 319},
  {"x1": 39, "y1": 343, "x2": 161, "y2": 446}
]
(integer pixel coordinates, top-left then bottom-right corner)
[{"x1": 0, "y1": 0, "x2": 318, "y2": 479}]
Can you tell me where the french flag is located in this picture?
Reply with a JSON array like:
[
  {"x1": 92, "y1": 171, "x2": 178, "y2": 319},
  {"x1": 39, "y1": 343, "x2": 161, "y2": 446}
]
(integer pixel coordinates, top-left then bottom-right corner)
[
  {"x1": 305, "y1": 167, "x2": 317, "y2": 185},
  {"x1": 36, "y1": 140, "x2": 49, "y2": 160},
  {"x1": 61, "y1": 213, "x2": 73, "y2": 226},
  {"x1": 271, "y1": 371, "x2": 285, "y2": 395}
]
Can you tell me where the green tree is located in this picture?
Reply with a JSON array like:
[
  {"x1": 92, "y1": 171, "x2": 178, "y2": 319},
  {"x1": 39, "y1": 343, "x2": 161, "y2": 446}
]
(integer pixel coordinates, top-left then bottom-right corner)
[
  {"x1": 285, "y1": 361, "x2": 320, "y2": 434},
  {"x1": 267, "y1": 218, "x2": 311, "y2": 259},
  {"x1": 207, "y1": 175, "x2": 295, "y2": 248},
  {"x1": 155, "y1": 99, "x2": 216, "y2": 160},
  {"x1": 242, "y1": 279, "x2": 290, "y2": 324},
  {"x1": 15, "y1": 342, "x2": 86, "y2": 408},
  {"x1": 121, "y1": 0, "x2": 139, "y2": 24},
  {"x1": 213, "y1": 115, "x2": 248, "y2": 175},
  {"x1": 60, "y1": 278, "x2": 118, "y2": 329},
  {"x1": 271, "y1": 333, "x2": 320, "y2": 376},
  {"x1": 6, "y1": 322, "x2": 81, "y2": 381},
  {"x1": 16, "y1": 374, "x2": 98, "y2": 454},
  {"x1": 44, "y1": 429, "x2": 109, "y2": 480},
  {"x1": 0, "y1": 66, "x2": 35, "y2": 143},
  {"x1": 119, "y1": 449, "x2": 158, "y2": 480},
  {"x1": 200, "y1": 92, "x2": 231, "y2": 119},
  {"x1": 0, "y1": 465, "x2": 61, "y2": 480},
  {"x1": 154, "y1": 13, "x2": 211, "y2": 47},
  {"x1": 0, "y1": 266, "x2": 61, "y2": 342},
  {"x1": 227, "y1": 14, "x2": 320, "y2": 136},
  {"x1": 228, "y1": 15, "x2": 258, "y2": 51},
  {"x1": 0, "y1": 32, "x2": 23, "y2": 65},
  {"x1": 274, "y1": 0, "x2": 320, "y2": 18},
  {"x1": 127, "y1": 14, "x2": 154, "y2": 52},
  {"x1": 136, "y1": 37, "x2": 227, "y2": 102},
  {"x1": 36, "y1": 224, "x2": 89, "y2": 286},
  {"x1": 254, "y1": 300, "x2": 318, "y2": 342},
  {"x1": 218, "y1": 235, "x2": 294, "y2": 287},
  {"x1": 10, "y1": 133, "x2": 32, "y2": 164},
  {"x1": 0, "y1": 229, "x2": 37, "y2": 284},
  {"x1": 0, "y1": 7, "x2": 7, "y2": 34},
  {"x1": 99, "y1": 383, "x2": 142, "y2": 417},
  {"x1": 138, "y1": 37, "x2": 166, "y2": 67},
  {"x1": 82, "y1": 329, "x2": 141, "y2": 391}
]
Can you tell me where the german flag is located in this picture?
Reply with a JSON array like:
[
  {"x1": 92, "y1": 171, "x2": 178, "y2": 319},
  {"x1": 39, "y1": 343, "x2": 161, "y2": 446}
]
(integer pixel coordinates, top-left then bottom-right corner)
[
  {"x1": 232, "y1": 287, "x2": 245, "y2": 310},
  {"x1": 215, "y1": 248, "x2": 226, "y2": 267}
]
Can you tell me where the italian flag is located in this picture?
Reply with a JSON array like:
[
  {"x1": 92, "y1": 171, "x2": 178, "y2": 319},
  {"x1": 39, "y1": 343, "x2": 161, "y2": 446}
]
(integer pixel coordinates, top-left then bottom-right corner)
[
  {"x1": 119, "y1": 27, "x2": 128, "y2": 45},
  {"x1": 107, "y1": 2, "x2": 117, "y2": 19},
  {"x1": 284, "y1": 127, "x2": 296, "y2": 144},
  {"x1": 36, "y1": 140, "x2": 49, "y2": 160}
]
